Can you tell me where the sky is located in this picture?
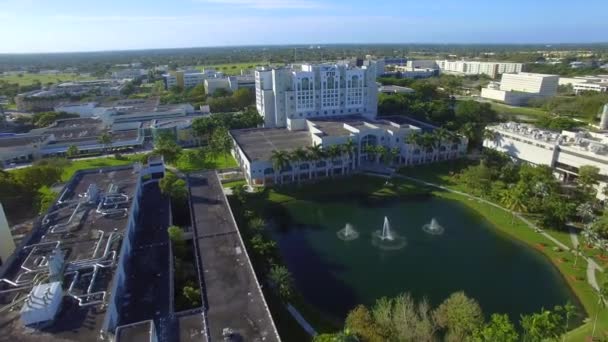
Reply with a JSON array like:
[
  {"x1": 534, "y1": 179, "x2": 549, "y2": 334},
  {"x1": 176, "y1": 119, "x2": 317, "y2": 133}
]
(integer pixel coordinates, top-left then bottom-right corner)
[{"x1": 0, "y1": 0, "x2": 607, "y2": 53}]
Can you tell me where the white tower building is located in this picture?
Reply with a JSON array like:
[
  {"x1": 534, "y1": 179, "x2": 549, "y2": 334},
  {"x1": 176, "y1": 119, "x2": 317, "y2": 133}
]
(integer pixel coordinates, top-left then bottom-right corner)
[{"x1": 255, "y1": 63, "x2": 378, "y2": 128}]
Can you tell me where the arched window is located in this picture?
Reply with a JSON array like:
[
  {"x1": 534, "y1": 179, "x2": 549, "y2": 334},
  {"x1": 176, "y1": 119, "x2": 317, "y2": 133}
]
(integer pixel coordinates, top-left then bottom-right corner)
[
  {"x1": 327, "y1": 76, "x2": 335, "y2": 89},
  {"x1": 361, "y1": 135, "x2": 378, "y2": 147},
  {"x1": 301, "y1": 78, "x2": 310, "y2": 90},
  {"x1": 351, "y1": 75, "x2": 359, "y2": 87}
]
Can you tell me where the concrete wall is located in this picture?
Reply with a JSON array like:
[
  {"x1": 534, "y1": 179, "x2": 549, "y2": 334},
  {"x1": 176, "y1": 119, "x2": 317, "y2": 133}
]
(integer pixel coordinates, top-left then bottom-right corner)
[
  {"x1": 483, "y1": 134, "x2": 557, "y2": 166},
  {"x1": 0, "y1": 202, "x2": 15, "y2": 266}
]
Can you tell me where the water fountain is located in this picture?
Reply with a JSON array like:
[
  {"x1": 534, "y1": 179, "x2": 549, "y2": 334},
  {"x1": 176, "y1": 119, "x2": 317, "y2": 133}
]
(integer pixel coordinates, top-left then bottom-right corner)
[
  {"x1": 337, "y1": 223, "x2": 360, "y2": 241},
  {"x1": 422, "y1": 218, "x2": 445, "y2": 235},
  {"x1": 372, "y1": 216, "x2": 406, "y2": 250}
]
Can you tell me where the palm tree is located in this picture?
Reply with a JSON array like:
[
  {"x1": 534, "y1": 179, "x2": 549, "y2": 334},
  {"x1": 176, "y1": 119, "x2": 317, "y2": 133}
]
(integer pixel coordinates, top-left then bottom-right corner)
[
  {"x1": 405, "y1": 132, "x2": 424, "y2": 165},
  {"x1": 362, "y1": 144, "x2": 376, "y2": 164},
  {"x1": 389, "y1": 147, "x2": 400, "y2": 166},
  {"x1": 98, "y1": 132, "x2": 113, "y2": 154},
  {"x1": 307, "y1": 144, "x2": 325, "y2": 179},
  {"x1": 290, "y1": 148, "x2": 309, "y2": 184},
  {"x1": 591, "y1": 281, "x2": 607, "y2": 340},
  {"x1": 483, "y1": 128, "x2": 498, "y2": 142},
  {"x1": 343, "y1": 138, "x2": 356, "y2": 172},
  {"x1": 500, "y1": 187, "x2": 528, "y2": 224},
  {"x1": 326, "y1": 145, "x2": 342, "y2": 177},
  {"x1": 270, "y1": 150, "x2": 290, "y2": 185},
  {"x1": 375, "y1": 145, "x2": 388, "y2": 165},
  {"x1": 420, "y1": 132, "x2": 438, "y2": 162}
]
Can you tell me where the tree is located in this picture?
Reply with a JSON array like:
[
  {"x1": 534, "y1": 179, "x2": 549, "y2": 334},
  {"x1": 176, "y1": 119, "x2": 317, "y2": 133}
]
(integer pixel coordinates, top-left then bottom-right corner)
[
  {"x1": 345, "y1": 305, "x2": 386, "y2": 342},
  {"x1": 154, "y1": 132, "x2": 182, "y2": 164},
  {"x1": 232, "y1": 183, "x2": 248, "y2": 203},
  {"x1": 248, "y1": 217, "x2": 265, "y2": 233},
  {"x1": 209, "y1": 126, "x2": 233, "y2": 160},
  {"x1": 270, "y1": 150, "x2": 290, "y2": 184},
  {"x1": 159, "y1": 172, "x2": 188, "y2": 203},
  {"x1": 268, "y1": 264, "x2": 294, "y2": 301},
  {"x1": 182, "y1": 286, "x2": 201, "y2": 307},
  {"x1": 344, "y1": 138, "x2": 357, "y2": 171},
  {"x1": 66, "y1": 145, "x2": 79, "y2": 158},
  {"x1": 327, "y1": 145, "x2": 343, "y2": 175},
  {"x1": 471, "y1": 314, "x2": 518, "y2": 342},
  {"x1": 520, "y1": 307, "x2": 563, "y2": 342},
  {"x1": 307, "y1": 143, "x2": 326, "y2": 178},
  {"x1": 97, "y1": 132, "x2": 113, "y2": 153},
  {"x1": 168, "y1": 225, "x2": 186, "y2": 258},
  {"x1": 250, "y1": 233, "x2": 276, "y2": 257},
  {"x1": 433, "y1": 292, "x2": 484, "y2": 341},
  {"x1": 578, "y1": 165, "x2": 600, "y2": 198}
]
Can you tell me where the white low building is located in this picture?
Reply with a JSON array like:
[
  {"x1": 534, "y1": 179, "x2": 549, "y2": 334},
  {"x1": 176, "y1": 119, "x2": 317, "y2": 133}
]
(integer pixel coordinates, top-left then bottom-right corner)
[
  {"x1": 484, "y1": 113, "x2": 608, "y2": 199},
  {"x1": 481, "y1": 72, "x2": 559, "y2": 105},
  {"x1": 231, "y1": 115, "x2": 468, "y2": 186},
  {"x1": 559, "y1": 75, "x2": 608, "y2": 94}
]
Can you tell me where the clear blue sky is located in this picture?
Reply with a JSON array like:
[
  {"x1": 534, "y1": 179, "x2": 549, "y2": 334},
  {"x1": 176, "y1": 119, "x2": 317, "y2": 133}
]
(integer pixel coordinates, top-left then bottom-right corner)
[{"x1": 1, "y1": 0, "x2": 606, "y2": 53}]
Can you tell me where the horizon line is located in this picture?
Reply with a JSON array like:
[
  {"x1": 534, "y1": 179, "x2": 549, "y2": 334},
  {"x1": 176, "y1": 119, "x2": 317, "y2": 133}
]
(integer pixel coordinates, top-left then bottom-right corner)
[{"x1": 2, "y1": 41, "x2": 608, "y2": 55}]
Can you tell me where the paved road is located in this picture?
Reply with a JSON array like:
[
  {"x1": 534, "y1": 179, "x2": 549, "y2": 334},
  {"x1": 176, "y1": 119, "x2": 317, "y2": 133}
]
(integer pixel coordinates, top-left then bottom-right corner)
[{"x1": 392, "y1": 174, "x2": 605, "y2": 293}]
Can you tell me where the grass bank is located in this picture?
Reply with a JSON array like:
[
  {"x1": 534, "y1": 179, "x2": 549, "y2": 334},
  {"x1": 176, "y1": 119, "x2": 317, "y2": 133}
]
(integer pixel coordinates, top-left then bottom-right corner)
[
  {"x1": 399, "y1": 162, "x2": 607, "y2": 340},
  {"x1": 489, "y1": 102, "x2": 551, "y2": 120}
]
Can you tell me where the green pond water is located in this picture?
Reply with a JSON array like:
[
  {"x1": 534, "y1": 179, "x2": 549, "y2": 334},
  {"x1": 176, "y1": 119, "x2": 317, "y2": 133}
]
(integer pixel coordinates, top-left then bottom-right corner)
[{"x1": 272, "y1": 196, "x2": 581, "y2": 325}]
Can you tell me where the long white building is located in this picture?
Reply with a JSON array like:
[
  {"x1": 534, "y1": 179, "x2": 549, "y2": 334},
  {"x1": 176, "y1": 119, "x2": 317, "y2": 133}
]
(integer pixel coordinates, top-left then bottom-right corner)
[
  {"x1": 231, "y1": 115, "x2": 468, "y2": 186},
  {"x1": 481, "y1": 72, "x2": 559, "y2": 105},
  {"x1": 255, "y1": 63, "x2": 378, "y2": 128},
  {"x1": 436, "y1": 60, "x2": 523, "y2": 78},
  {"x1": 484, "y1": 112, "x2": 608, "y2": 199}
]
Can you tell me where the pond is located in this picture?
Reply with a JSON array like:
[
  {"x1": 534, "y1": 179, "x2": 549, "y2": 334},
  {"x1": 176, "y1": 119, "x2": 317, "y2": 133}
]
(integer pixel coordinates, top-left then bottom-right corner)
[{"x1": 271, "y1": 195, "x2": 581, "y2": 325}]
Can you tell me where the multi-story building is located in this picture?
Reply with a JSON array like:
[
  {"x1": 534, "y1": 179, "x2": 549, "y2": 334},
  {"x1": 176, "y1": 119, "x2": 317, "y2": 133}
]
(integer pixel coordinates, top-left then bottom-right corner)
[
  {"x1": 484, "y1": 107, "x2": 608, "y2": 199},
  {"x1": 111, "y1": 68, "x2": 147, "y2": 80},
  {"x1": 480, "y1": 72, "x2": 559, "y2": 105},
  {"x1": 435, "y1": 60, "x2": 523, "y2": 78},
  {"x1": 162, "y1": 70, "x2": 206, "y2": 89},
  {"x1": 15, "y1": 80, "x2": 128, "y2": 111},
  {"x1": 255, "y1": 63, "x2": 378, "y2": 128},
  {"x1": 559, "y1": 75, "x2": 608, "y2": 94}
]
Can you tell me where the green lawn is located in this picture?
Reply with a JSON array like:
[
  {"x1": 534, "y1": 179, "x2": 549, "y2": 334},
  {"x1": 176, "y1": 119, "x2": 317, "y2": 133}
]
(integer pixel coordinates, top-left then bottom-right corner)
[
  {"x1": 60, "y1": 157, "x2": 135, "y2": 181},
  {"x1": 0, "y1": 73, "x2": 95, "y2": 86},
  {"x1": 195, "y1": 62, "x2": 265, "y2": 76},
  {"x1": 489, "y1": 102, "x2": 551, "y2": 120},
  {"x1": 173, "y1": 151, "x2": 237, "y2": 173},
  {"x1": 221, "y1": 179, "x2": 247, "y2": 188}
]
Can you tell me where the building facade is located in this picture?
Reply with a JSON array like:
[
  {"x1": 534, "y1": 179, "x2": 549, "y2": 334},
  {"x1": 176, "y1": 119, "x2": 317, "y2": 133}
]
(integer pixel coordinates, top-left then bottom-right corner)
[
  {"x1": 231, "y1": 115, "x2": 468, "y2": 186},
  {"x1": 484, "y1": 119, "x2": 608, "y2": 199},
  {"x1": 255, "y1": 63, "x2": 378, "y2": 128},
  {"x1": 435, "y1": 60, "x2": 523, "y2": 78},
  {"x1": 481, "y1": 72, "x2": 559, "y2": 105}
]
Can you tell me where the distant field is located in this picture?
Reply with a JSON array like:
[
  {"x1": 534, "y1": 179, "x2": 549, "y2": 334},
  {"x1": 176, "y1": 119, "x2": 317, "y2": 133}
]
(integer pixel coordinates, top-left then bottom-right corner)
[
  {"x1": 195, "y1": 62, "x2": 265, "y2": 75},
  {"x1": 489, "y1": 102, "x2": 550, "y2": 119},
  {"x1": 0, "y1": 73, "x2": 96, "y2": 86}
]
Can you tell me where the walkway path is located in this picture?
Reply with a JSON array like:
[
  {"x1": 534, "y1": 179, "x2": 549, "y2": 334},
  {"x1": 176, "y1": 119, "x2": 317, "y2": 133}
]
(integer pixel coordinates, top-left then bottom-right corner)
[
  {"x1": 392, "y1": 174, "x2": 605, "y2": 292},
  {"x1": 286, "y1": 303, "x2": 317, "y2": 337},
  {"x1": 565, "y1": 227, "x2": 602, "y2": 291}
]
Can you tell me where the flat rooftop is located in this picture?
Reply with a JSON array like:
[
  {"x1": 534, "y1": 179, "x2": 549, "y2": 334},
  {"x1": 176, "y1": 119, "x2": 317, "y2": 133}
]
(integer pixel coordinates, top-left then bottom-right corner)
[
  {"x1": 0, "y1": 167, "x2": 139, "y2": 341},
  {"x1": 189, "y1": 172, "x2": 280, "y2": 342},
  {"x1": 231, "y1": 128, "x2": 312, "y2": 162}
]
